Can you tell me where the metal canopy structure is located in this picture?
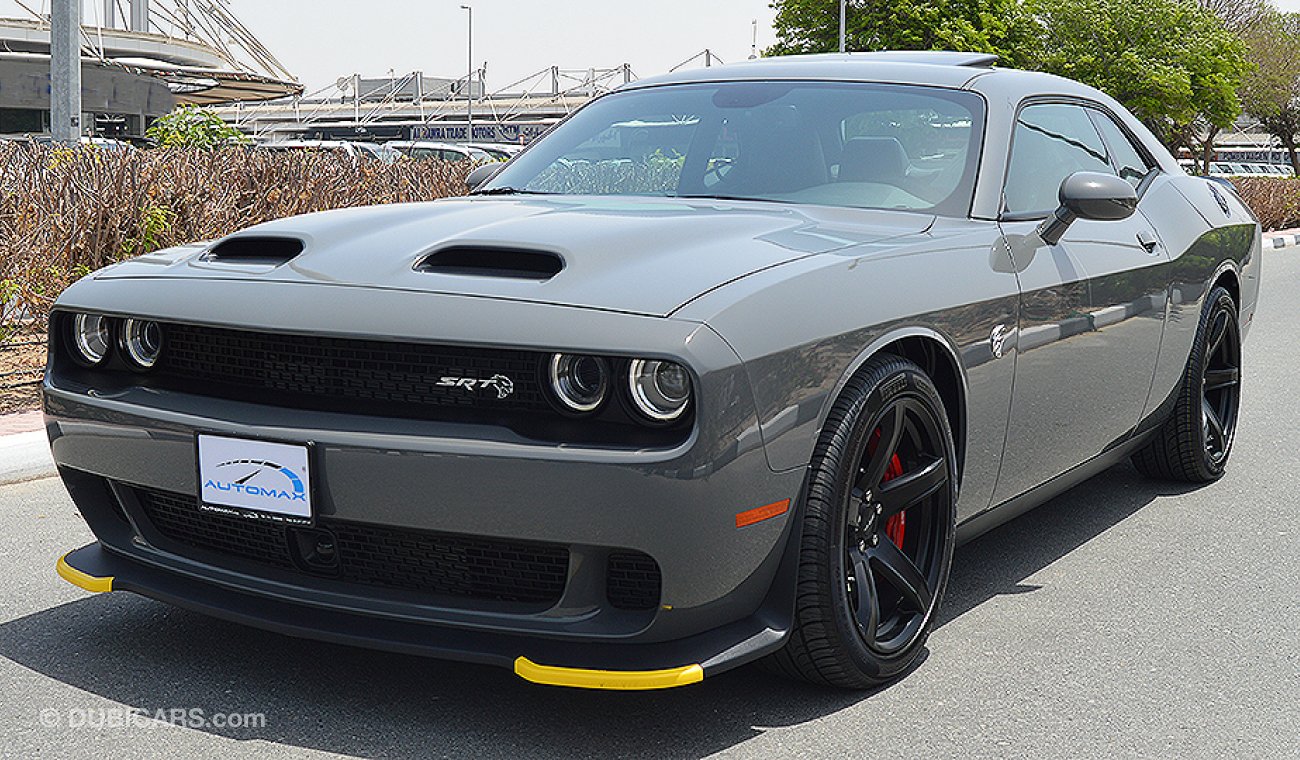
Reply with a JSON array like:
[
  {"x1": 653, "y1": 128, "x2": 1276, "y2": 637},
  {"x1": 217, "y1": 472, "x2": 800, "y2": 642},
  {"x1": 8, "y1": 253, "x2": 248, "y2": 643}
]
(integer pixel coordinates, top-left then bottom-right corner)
[
  {"x1": 215, "y1": 55, "x2": 729, "y2": 142},
  {"x1": 1, "y1": 0, "x2": 301, "y2": 104}
]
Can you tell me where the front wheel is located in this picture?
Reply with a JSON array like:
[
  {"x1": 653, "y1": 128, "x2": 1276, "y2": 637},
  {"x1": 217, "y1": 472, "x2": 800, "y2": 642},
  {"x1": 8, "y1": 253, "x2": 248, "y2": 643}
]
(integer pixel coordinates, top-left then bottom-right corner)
[
  {"x1": 1133, "y1": 286, "x2": 1241, "y2": 482},
  {"x1": 766, "y1": 355, "x2": 958, "y2": 688}
]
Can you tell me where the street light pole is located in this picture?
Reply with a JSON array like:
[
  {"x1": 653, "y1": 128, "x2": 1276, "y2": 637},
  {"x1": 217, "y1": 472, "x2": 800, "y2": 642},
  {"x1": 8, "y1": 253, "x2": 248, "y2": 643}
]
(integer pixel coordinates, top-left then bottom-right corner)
[
  {"x1": 461, "y1": 5, "x2": 473, "y2": 142},
  {"x1": 51, "y1": 0, "x2": 82, "y2": 143},
  {"x1": 839, "y1": 0, "x2": 846, "y2": 53}
]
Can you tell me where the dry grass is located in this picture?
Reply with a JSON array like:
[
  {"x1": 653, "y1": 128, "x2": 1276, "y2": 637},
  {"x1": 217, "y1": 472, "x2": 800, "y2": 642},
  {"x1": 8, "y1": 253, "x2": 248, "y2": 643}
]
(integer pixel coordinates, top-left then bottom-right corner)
[
  {"x1": 1231, "y1": 177, "x2": 1300, "y2": 232},
  {"x1": 0, "y1": 143, "x2": 471, "y2": 343}
]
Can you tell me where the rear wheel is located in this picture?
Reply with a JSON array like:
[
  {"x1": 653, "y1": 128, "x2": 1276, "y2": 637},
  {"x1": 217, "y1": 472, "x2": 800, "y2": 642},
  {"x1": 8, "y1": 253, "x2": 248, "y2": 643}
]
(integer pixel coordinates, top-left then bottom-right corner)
[
  {"x1": 1133, "y1": 286, "x2": 1241, "y2": 482},
  {"x1": 767, "y1": 355, "x2": 957, "y2": 688}
]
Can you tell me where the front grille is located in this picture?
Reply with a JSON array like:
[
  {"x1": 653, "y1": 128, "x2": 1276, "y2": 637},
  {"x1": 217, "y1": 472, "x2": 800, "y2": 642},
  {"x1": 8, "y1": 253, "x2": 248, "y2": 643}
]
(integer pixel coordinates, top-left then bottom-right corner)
[
  {"x1": 141, "y1": 488, "x2": 293, "y2": 568},
  {"x1": 133, "y1": 487, "x2": 569, "y2": 606},
  {"x1": 156, "y1": 322, "x2": 551, "y2": 420},
  {"x1": 606, "y1": 551, "x2": 662, "y2": 610}
]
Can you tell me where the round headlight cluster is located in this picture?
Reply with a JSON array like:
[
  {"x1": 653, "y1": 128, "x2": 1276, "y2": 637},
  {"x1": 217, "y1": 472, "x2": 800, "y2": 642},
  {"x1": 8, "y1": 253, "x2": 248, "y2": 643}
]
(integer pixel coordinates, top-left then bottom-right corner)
[
  {"x1": 71, "y1": 313, "x2": 112, "y2": 366},
  {"x1": 628, "y1": 359, "x2": 691, "y2": 422},
  {"x1": 67, "y1": 312, "x2": 163, "y2": 370},
  {"x1": 546, "y1": 353, "x2": 692, "y2": 424},
  {"x1": 122, "y1": 318, "x2": 163, "y2": 369},
  {"x1": 549, "y1": 354, "x2": 610, "y2": 413}
]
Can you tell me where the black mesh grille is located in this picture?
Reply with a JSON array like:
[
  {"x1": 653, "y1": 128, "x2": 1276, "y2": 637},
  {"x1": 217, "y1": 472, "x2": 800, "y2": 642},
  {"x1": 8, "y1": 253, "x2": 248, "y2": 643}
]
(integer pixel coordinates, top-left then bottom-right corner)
[
  {"x1": 606, "y1": 551, "x2": 662, "y2": 611},
  {"x1": 140, "y1": 488, "x2": 294, "y2": 568},
  {"x1": 331, "y1": 521, "x2": 570, "y2": 603},
  {"x1": 156, "y1": 322, "x2": 550, "y2": 418},
  {"x1": 133, "y1": 487, "x2": 569, "y2": 606}
]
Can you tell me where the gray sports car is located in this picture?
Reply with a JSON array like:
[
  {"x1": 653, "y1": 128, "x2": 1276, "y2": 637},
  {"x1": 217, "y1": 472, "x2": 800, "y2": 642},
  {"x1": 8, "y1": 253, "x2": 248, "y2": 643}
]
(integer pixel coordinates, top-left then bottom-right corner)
[{"x1": 47, "y1": 52, "x2": 1260, "y2": 690}]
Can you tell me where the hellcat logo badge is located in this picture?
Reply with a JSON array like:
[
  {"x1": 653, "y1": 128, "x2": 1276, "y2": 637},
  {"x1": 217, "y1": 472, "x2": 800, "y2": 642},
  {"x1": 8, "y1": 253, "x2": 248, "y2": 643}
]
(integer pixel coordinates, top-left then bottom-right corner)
[
  {"x1": 436, "y1": 373, "x2": 515, "y2": 399},
  {"x1": 990, "y1": 324, "x2": 1011, "y2": 359}
]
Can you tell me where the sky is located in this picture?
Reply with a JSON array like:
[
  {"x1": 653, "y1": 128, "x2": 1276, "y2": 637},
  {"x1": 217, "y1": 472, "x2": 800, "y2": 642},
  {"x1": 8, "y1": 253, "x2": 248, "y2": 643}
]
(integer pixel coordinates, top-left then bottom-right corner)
[{"x1": 225, "y1": 1, "x2": 778, "y2": 96}]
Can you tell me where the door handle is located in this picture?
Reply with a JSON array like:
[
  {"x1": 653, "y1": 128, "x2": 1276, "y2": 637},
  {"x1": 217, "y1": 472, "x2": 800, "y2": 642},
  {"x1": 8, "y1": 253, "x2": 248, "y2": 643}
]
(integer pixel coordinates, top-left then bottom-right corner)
[{"x1": 1137, "y1": 230, "x2": 1162, "y2": 254}]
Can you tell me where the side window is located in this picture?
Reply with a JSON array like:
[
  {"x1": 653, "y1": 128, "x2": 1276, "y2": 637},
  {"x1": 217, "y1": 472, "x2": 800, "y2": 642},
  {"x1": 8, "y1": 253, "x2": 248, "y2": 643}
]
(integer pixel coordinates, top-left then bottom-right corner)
[
  {"x1": 1089, "y1": 110, "x2": 1154, "y2": 188},
  {"x1": 1003, "y1": 103, "x2": 1112, "y2": 216}
]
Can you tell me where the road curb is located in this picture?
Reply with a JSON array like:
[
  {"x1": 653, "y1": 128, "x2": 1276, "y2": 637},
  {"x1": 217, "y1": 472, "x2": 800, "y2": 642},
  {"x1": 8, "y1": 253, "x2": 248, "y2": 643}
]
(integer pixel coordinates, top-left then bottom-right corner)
[
  {"x1": 1266, "y1": 232, "x2": 1299, "y2": 249},
  {"x1": 0, "y1": 428, "x2": 55, "y2": 486}
]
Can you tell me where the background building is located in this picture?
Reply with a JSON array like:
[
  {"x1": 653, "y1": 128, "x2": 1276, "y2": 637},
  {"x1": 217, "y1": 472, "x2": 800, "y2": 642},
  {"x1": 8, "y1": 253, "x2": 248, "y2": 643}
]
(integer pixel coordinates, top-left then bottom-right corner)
[{"x1": 0, "y1": 1, "x2": 300, "y2": 139}]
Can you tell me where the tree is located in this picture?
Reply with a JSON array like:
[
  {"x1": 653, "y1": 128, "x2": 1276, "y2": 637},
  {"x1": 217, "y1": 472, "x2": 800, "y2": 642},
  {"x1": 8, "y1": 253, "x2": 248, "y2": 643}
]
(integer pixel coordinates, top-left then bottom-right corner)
[
  {"x1": 1240, "y1": 12, "x2": 1300, "y2": 174},
  {"x1": 1197, "y1": 0, "x2": 1270, "y2": 34},
  {"x1": 1029, "y1": 0, "x2": 1250, "y2": 157},
  {"x1": 145, "y1": 106, "x2": 250, "y2": 149},
  {"x1": 767, "y1": 0, "x2": 1039, "y2": 68}
]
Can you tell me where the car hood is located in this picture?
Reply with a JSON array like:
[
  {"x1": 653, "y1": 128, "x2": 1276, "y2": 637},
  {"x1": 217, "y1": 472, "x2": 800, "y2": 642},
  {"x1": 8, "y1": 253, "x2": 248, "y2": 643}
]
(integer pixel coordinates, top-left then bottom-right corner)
[{"x1": 99, "y1": 195, "x2": 934, "y2": 317}]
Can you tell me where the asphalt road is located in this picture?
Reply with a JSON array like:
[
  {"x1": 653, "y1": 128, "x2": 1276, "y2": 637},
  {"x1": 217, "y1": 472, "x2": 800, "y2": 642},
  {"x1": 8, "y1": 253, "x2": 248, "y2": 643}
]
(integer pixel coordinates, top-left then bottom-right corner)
[{"x1": 3, "y1": 251, "x2": 1298, "y2": 760}]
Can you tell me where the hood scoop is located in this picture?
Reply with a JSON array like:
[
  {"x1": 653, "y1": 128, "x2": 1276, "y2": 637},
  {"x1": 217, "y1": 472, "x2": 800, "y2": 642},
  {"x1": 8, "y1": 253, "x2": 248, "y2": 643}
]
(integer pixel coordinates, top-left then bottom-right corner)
[
  {"x1": 203, "y1": 236, "x2": 305, "y2": 265},
  {"x1": 416, "y1": 246, "x2": 564, "y2": 280}
]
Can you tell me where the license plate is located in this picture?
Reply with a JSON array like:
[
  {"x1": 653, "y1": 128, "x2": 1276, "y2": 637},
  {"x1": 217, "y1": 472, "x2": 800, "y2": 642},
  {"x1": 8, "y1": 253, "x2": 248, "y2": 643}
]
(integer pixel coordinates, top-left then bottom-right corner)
[{"x1": 197, "y1": 434, "x2": 312, "y2": 523}]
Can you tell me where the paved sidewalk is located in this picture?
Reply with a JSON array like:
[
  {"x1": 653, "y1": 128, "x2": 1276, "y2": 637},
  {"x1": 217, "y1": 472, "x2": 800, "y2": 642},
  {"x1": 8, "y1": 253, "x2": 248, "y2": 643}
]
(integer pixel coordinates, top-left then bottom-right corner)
[
  {"x1": 0, "y1": 410, "x2": 50, "y2": 485},
  {"x1": 0, "y1": 410, "x2": 42, "y2": 436}
]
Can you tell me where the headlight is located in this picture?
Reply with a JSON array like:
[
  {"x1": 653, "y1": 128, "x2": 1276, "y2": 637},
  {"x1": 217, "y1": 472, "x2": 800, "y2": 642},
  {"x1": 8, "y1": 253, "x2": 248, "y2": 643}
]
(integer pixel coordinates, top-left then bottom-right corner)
[
  {"x1": 627, "y1": 359, "x2": 691, "y2": 422},
  {"x1": 70, "y1": 313, "x2": 111, "y2": 366},
  {"x1": 548, "y1": 353, "x2": 609, "y2": 413},
  {"x1": 121, "y1": 318, "x2": 163, "y2": 369}
]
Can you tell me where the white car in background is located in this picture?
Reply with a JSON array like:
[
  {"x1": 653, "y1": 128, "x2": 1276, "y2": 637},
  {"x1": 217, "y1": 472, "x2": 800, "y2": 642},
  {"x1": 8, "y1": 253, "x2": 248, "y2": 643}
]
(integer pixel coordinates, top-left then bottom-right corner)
[
  {"x1": 466, "y1": 142, "x2": 524, "y2": 160},
  {"x1": 259, "y1": 140, "x2": 399, "y2": 164},
  {"x1": 387, "y1": 141, "x2": 496, "y2": 163}
]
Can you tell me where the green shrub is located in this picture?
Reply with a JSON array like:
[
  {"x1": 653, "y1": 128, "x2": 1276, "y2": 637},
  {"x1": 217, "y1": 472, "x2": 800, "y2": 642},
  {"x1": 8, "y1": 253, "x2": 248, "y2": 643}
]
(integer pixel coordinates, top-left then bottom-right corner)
[{"x1": 145, "y1": 106, "x2": 250, "y2": 149}]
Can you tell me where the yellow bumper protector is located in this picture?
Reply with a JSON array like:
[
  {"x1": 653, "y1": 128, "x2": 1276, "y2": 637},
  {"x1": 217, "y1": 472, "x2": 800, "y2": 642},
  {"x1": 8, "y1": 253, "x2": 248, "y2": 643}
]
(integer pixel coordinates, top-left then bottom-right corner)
[
  {"x1": 56, "y1": 554, "x2": 114, "y2": 593},
  {"x1": 513, "y1": 656, "x2": 703, "y2": 690}
]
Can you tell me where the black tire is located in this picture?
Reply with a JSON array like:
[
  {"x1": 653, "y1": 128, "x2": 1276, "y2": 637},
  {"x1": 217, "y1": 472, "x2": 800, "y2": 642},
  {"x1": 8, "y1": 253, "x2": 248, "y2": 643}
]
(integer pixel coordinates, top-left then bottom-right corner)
[
  {"x1": 766, "y1": 354, "x2": 958, "y2": 688},
  {"x1": 1132, "y1": 286, "x2": 1241, "y2": 483}
]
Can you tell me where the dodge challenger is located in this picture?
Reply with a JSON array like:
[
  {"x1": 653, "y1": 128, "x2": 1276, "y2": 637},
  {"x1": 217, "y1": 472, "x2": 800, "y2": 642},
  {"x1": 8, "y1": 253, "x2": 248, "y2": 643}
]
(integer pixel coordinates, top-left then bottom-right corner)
[{"x1": 47, "y1": 52, "x2": 1260, "y2": 690}]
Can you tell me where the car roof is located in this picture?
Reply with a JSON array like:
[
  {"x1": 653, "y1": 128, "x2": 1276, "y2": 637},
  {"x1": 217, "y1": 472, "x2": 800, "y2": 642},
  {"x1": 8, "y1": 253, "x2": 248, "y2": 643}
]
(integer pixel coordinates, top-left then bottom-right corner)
[{"x1": 624, "y1": 51, "x2": 1107, "y2": 101}]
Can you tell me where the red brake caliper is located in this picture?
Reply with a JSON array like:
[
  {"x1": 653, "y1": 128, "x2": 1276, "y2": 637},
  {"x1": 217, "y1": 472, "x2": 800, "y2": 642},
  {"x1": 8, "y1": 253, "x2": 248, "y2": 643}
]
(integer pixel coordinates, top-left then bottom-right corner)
[
  {"x1": 868, "y1": 430, "x2": 907, "y2": 547},
  {"x1": 882, "y1": 454, "x2": 906, "y2": 546}
]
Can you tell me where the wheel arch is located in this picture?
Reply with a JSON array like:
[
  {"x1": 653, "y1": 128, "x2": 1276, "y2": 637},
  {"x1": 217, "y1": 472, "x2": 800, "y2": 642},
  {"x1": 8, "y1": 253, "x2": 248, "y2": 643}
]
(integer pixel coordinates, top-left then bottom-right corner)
[
  {"x1": 817, "y1": 327, "x2": 968, "y2": 487},
  {"x1": 1211, "y1": 264, "x2": 1240, "y2": 307}
]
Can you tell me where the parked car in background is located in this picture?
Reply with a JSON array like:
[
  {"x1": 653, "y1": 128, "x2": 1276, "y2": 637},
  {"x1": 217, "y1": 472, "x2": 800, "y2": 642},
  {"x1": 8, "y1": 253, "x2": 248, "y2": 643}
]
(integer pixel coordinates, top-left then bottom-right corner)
[
  {"x1": 258, "y1": 140, "x2": 398, "y2": 164},
  {"x1": 50, "y1": 51, "x2": 1260, "y2": 692},
  {"x1": 11, "y1": 134, "x2": 136, "y2": 151},
  {"x1": 466, "y1": 142, "x2": 524, "y2": 160},
  {"x1": 1206, "y1": 162, "x2": 1295, "y2": 179},
  {"x1": 387, "y1": 141, "x2": 495, "y2": 163}
]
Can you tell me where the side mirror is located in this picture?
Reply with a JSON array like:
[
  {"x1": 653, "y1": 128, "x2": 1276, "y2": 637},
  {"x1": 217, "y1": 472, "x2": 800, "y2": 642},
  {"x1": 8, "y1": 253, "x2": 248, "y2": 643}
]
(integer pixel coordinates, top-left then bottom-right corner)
[
  {"x1": 1038, "y1": 172, "x2": 1138, "y2": 245},
  {"x1": 465, "y1": 163, "x2": 504, "y2": 193}
]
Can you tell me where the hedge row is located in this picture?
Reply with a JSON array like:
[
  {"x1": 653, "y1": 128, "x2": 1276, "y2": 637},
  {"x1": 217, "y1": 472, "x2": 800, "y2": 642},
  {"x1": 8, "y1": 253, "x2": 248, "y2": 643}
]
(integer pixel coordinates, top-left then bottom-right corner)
[
  {"x1": 1230, "y1": 177, "x2": 1300, "y2": 232},
  {"x1": 0, "y1": 144, "x2": 470, "y2": 340}
]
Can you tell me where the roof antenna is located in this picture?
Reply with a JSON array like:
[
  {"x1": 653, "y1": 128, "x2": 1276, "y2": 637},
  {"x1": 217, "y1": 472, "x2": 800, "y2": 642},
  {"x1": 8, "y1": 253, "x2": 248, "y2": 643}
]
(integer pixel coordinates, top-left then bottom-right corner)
[{"x1": 750, "y1": 19, "x2": 758, "y2": 59}]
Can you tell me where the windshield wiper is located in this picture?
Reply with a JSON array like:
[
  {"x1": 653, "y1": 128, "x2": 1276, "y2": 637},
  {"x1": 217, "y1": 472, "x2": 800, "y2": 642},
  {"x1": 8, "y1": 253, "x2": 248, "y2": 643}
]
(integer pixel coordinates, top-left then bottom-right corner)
[
  {"x1": 470, "y1": 187, "x2": 554, "y2": 196},
  {"x1": 674, "y1": 194, "x2": 794, "y2": 204}
]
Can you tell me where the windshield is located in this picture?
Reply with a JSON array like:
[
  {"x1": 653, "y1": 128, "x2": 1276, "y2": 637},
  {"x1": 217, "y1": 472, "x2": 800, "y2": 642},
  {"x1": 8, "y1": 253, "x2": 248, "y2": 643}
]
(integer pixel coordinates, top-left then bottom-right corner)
[{"x1": 486, "y1": 81, "x2": 984, "y2": 216}]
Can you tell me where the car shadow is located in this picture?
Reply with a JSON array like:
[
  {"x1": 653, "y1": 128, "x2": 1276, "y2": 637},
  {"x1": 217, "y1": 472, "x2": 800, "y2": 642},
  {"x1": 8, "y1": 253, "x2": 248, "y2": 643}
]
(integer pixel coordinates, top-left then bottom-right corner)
[{"x1": 0, "y1": 463, "x2": 1204, "y2": 759}]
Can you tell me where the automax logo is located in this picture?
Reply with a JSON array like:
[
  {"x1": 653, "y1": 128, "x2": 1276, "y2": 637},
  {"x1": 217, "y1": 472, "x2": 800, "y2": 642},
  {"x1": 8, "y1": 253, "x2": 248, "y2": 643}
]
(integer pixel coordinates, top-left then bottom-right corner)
[{"x1": 204, "y1": 459, "x2": 307, "y2": 503}]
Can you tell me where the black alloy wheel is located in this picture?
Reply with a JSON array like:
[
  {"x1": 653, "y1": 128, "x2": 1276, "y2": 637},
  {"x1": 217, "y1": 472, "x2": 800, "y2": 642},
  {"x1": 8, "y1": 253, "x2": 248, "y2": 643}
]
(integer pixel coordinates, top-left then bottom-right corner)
[
  {"x1": 1200, "y1": 301, "x2": 1241, "y2": 466},
  {"x1": 768, "y1": 354, "x2": 957, "y2": 688},
  {"x1": 1133, "y1": 285, "x2": 1241, "y2": 482}
]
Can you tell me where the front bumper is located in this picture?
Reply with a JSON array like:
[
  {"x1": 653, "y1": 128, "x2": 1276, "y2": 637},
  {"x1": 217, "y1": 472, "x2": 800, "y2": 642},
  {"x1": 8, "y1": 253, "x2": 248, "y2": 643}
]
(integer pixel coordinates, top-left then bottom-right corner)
[
  {"x1": 44, "y1": 301, "x2": 806, "y2": 686},
  {"x1": 57, "y1": 542, "x2": 779, "y2": 689}
]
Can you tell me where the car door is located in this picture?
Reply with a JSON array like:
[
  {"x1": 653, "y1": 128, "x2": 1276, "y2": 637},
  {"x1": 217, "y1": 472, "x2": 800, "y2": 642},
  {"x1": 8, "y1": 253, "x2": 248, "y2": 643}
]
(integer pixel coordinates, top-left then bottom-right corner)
[{"x1": 993, "y1": 102, "x2": 1168, "y2": 503}]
